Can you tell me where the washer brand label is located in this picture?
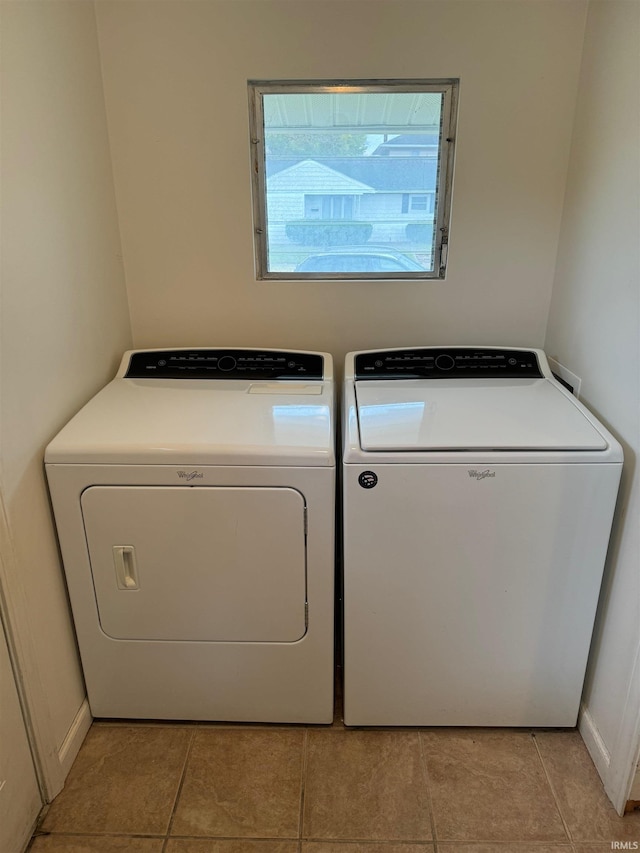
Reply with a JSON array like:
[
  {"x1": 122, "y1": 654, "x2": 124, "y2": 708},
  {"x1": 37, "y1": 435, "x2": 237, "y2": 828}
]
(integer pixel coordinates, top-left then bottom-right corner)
[
  {"x1": 468, "y1": 468, "x2": 496, "y2": 480},
  {"x1": 177, "y1": 470, "x2": 204, "y2": 482},
  {"x1": 358, "y1": 471, "x2": 378, "y2": 489}
]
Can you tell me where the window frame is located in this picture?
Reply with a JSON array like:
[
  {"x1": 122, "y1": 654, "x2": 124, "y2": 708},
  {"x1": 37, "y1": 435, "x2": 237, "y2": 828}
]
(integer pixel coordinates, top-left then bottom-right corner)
[{"x1": 248, "y1": 79, "x2": 459, "y2": 281}]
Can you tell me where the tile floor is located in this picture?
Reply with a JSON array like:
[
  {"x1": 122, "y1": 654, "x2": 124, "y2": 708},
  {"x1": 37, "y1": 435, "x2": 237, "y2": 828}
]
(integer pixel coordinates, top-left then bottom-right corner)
[{"x1": 29, "y1": 679, "x2": 640, "y2": 853}]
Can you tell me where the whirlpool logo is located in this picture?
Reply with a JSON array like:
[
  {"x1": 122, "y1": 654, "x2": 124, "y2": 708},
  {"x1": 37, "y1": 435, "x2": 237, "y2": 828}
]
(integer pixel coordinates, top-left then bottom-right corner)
[
  {"x1": 468, "y1": 468, "x2": 496, "y2": 480},
  {"x1": 177, "y1": 470, "x2": 204, "y2": 482}
]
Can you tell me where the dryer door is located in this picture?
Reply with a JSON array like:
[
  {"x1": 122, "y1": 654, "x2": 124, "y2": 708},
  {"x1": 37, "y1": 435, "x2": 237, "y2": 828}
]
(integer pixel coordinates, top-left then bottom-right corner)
[{"x1": 81, "y1": 486, "x2": 307, "y2": 642}]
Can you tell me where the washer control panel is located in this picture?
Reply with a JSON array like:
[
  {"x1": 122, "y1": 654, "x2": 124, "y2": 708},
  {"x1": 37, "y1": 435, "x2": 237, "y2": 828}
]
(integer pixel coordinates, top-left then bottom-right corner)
[
  {"x1": 355, "y1": 348, "x2": 542, "y2": 379},
  {"x1": 125, "y1": 349, "x2": 324, "y2": 380}
]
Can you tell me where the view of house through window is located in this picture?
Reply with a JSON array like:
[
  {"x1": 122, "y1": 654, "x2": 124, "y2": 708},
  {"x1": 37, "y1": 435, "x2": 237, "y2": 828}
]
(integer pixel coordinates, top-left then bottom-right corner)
[{"x1": 249, "y1": 81, "x2": 459, "y2": 279}]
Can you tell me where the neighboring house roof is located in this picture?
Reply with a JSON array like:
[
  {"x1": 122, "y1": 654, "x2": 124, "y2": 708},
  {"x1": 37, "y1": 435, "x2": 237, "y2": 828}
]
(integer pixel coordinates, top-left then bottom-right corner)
[
  {"x1": 372, "y1": 133, "x2": 439, "y2": 155},
  {"x1": 266, "y1": 156, "x2": 437, "y2": 192},
  {"x1": 267, "y1": 159, "x2": 374, "y2": 194}
]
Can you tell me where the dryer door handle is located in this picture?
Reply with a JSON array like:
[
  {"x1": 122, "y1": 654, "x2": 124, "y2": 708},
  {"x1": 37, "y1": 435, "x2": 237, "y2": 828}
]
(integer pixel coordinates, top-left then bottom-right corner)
[{"x1": 113, "y1": 545, "x2": 139, "y2": 590}]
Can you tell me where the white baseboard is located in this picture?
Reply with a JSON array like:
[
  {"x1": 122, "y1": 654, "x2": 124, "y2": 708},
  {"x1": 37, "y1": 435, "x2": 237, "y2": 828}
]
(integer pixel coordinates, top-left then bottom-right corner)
[
  {"x1": 630, "y1": 767, "x2": 640, "y2": 801},
  {"x1": 580, "y1": 667, "x2": 640, "y2": 816},
  {"x1": 56, "y1": 699, "x2": 92, "y2": 791},
  {"x1": 579, "y1": 701, "x2": 611, "y2": 780}
]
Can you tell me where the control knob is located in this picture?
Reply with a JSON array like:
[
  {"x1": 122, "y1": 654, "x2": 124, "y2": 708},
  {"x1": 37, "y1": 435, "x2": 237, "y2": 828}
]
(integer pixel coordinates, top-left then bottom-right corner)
[
  {"x1": 435, "y1": 354, "x2": 455, "y2": 371},
  {"x1": 218, "y1": 356, "x2": 237, "y2": 371}
]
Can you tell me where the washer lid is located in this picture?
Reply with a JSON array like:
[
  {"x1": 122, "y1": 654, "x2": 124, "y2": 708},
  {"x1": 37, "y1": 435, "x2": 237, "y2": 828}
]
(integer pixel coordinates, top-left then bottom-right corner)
[{"x1": 355, "y1": 378, "x2": 609, "y2": 451}]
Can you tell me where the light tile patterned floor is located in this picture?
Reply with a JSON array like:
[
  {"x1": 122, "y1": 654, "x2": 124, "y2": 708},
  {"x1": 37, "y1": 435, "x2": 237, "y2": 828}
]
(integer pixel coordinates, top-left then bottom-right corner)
[{"x1": 28, "y1": 687, "x2": 640, "y2": 853}]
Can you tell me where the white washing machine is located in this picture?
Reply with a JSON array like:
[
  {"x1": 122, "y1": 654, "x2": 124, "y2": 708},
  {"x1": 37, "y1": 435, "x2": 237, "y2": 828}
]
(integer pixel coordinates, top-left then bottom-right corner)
[
  {"x1": 342, "y1": 346, "x2": 623, "y2": 727},
  {"x1": 46, "y1": 348, "x2": 335, "y2": 723}
]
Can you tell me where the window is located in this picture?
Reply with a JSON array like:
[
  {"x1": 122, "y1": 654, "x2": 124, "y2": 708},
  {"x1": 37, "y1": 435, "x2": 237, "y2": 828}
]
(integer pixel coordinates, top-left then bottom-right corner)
[
  {"x1": 248, "y1": 79, "x2": 459, "y2": 280},
  {"x1": 305, "y1": 195, "x2": 356, "y2": 220},
  {"x1": 409, "y1": 195, "x2": 429, "y2": 212}
]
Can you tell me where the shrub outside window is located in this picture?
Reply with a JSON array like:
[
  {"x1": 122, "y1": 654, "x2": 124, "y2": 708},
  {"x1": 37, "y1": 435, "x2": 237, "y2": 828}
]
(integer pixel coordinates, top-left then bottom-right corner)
[{"x1": 248, "y1": 79, "x2": 459, "y2": 280}]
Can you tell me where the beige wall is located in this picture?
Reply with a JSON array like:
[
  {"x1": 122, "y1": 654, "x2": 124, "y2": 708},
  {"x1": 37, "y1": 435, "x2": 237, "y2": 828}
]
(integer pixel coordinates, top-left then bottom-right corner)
[
  {"x1": 95, "y1": 0, "x2": 587, "y2": 361},
  {"x1": 0, "y1": 0, "x2": 131, "y2": 770},
  {"x1": 544, "y1": 0, "x2": 640, "y2": 810}
]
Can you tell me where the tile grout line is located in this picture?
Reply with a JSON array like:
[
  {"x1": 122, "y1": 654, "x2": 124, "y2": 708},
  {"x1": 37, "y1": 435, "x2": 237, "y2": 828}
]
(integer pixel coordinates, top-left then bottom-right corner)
[
  {"x1": 298, "y1": 727, "x2": 309, "y2": 852},
  {"x1": 418, "y1": 731, "x2": 439, "y2": 851},
  {"x1": 531, "y1": 730, "x2": 574, "y2": 845},
  {"x1": 162, "y1": 726, "x2": 197, "y2": 852}
]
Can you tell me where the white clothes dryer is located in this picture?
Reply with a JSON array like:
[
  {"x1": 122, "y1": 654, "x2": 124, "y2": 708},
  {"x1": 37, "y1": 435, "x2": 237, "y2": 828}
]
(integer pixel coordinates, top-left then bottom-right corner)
[
  {"x1": 46, "y1": 348, "x2": 335, "y2": 723},
  {"x1": 342, "y1": 346, "x2": 622, "y2": 727}
]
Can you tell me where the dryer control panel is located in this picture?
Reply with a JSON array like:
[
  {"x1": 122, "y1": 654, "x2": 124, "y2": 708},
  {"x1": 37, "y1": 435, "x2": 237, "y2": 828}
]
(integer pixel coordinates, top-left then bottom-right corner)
[
  {"x1": 125, "y1": 349, "x2": 324, "y2": 380},
  {"x1": 355, "y1": 348, "x2": 542, "y2": 379}
]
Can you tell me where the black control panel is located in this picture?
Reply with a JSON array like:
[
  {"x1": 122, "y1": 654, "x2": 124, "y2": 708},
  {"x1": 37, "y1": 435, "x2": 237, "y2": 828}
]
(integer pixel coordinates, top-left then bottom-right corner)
[
  {"x1": 355, "y1": 348, "x2": 542, "y2": 379},
  {"x1": 125, "y1": 350, "x2": 324, "y2": 380}
]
